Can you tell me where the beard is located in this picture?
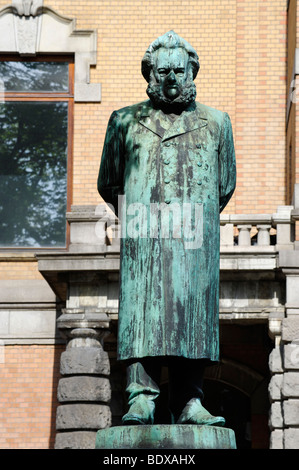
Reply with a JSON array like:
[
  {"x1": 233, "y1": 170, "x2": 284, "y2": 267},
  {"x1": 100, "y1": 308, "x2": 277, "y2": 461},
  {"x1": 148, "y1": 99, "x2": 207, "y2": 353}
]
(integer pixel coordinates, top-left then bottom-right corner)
[{"x1": 146, "y1": 77, "x2": 197, "y2": 112}]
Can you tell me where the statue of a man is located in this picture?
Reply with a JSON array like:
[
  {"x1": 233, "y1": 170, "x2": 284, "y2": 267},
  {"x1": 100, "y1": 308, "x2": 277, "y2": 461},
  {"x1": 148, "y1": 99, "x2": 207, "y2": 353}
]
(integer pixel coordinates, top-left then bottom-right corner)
[{"x1": 98, "y1": 31, "x2": 236, "y2": 426}]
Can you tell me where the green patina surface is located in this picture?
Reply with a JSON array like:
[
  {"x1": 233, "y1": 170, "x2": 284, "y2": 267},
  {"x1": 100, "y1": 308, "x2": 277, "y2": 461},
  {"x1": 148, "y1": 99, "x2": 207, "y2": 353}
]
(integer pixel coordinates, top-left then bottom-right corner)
[
  {"x1": 97, "y1": 31, "x2": 236, "y2": 363},
  {"x1": 98, "y1": 100, "x2": 235, "y2": 362},
  {"x1": 95, "y1": 424, "x2": 237, "y2": 449}
]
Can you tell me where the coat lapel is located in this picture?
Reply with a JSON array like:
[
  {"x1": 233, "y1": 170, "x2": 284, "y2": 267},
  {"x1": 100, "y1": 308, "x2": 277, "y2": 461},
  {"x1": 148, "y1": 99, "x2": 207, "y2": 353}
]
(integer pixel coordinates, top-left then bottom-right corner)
[
  {"x1": 138, "y1": 101, "x2": 208, "y2": 140},
  {"x1": 163, "y1": 104, "x2": 208, "y2": 141},
  {"x1": 138, "y1": 103, "x2": 168, "y2": 138}
]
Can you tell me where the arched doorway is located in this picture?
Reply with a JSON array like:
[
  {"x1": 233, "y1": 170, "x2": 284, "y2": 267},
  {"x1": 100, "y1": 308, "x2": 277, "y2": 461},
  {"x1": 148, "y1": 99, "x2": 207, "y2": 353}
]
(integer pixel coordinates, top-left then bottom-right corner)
[
  {"x1": 152, "y1": 358, "x2": 269, "y2": 449},
  {"x1": 202, "y1": 380, "x2": 251, "y2": 448},
  {"x1": 203, "y1": 359, "x2": 270, "y2": 449}
]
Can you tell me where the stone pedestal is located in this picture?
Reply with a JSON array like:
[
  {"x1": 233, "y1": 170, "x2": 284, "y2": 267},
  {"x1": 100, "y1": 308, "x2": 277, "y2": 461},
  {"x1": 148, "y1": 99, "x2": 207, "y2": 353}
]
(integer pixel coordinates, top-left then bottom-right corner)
[{"x1": 95, "y1": 425, "x2": 237, "y2": 449}]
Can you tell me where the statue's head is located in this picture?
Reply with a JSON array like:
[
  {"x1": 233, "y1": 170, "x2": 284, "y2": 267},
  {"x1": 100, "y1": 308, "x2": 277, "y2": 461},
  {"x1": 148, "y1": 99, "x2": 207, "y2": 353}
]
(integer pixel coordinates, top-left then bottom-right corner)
[{"x1": 142, "y1": 31, "x2": 199, "y2": 112}]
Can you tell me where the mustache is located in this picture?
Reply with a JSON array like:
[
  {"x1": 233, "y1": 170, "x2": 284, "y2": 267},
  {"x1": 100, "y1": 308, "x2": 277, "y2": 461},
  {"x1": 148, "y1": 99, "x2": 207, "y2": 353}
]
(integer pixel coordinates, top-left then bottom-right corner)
[{"x1": 146, "y1": 78, "x2": 196, "y2": 107}]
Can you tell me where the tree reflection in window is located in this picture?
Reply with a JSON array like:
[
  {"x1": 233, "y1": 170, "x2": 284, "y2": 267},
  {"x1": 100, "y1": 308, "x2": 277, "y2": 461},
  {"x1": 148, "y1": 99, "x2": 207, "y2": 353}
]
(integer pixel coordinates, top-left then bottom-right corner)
[
  {"x1": 0, "y1": 101, "x2": 68, "y2": 247},
  {"x1": 0, "y1": 61, "x2": 69, "y2": 92}
]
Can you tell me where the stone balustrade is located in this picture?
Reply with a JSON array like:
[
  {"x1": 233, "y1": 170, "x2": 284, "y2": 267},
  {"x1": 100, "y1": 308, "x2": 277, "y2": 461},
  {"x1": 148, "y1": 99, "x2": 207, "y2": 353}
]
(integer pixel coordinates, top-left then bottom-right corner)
[
  {"x1": 220, "y1": 205, "x2": 295, "y2": 252},
  {"x1": 67, "y1": 204, "x2": 296, "y2": 253}
]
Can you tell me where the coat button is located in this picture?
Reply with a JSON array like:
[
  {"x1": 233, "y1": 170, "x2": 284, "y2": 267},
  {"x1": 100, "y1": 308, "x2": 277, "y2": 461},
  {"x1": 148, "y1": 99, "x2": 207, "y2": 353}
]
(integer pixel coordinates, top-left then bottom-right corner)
[
  {"x1": 196, "y1": 144, "x2": 201, "y2": 149},
  {"x1": 197, "y1": 161, "x2": 202, "y2": 167},
  {"x1": 164, "y1": 160, "x2": 170, "y2": 165},
  {"x1": 165, "y1": 199, "x2": 171, "y2": 204},
  {"x1": 197, "y1": 180, "x2": 202, "y2": 185},
  {"x1": 164, "y1": 178, "x2": 170, "y2": 184}
]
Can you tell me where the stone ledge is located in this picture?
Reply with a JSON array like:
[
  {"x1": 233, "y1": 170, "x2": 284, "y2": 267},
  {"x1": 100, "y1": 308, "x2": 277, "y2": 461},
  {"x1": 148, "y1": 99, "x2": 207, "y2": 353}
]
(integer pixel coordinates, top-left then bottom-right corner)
[
  {"x1": 0, "y1": 308, "x2": 59, "y2": 343},
  {"x1": 220, "y1": 246, "x2": 276, "y2": 253},
  {"x1": 0, "y1": 252, "x2": 37, "y2": 261},
  {"x1": 55, "y1": 431, "x2": 97, "y2": 449},
  {"x1": 95, "y1": 425, "x2": 236, "y2": 449},
  {"x1": 220, "y1": 255, "x2": 277, "y2": 271}
]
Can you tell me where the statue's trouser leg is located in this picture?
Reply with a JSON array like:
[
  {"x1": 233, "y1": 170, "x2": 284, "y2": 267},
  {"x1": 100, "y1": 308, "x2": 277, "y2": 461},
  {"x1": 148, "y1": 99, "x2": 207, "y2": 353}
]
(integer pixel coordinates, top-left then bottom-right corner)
[
  {"x1": 168, "y1": 357, "x2": 206, "y2": 423},
  {"x1": 122, "y1": 358, "x2": 161, "y2": 425}
]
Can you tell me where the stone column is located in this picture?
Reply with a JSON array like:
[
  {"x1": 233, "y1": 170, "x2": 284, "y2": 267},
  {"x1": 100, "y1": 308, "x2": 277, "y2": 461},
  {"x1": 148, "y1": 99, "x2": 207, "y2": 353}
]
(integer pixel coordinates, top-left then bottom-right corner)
[
  {"x1": 281, "y1": 290, "x2": 299, "y2": 449},
  {"x1": 275, "y1": 250, "x2": 299, "y2": 449},
  {"x1": 36, "y1": 205, "x2": 120, "y2": 449},
  {"x1": 54, "y1": 308, "x2": 111, "y2": 449},
  {"x1": 268, "y1": 333, "x2": 284, "y2": 449}
]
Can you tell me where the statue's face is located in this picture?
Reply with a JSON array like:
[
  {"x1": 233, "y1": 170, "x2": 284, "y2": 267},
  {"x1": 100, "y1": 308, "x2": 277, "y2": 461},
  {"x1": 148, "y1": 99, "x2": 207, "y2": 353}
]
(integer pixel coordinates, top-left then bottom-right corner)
[
  {"x1": 153, "y1": 47, "x2": 190, "y2": 101},
  {"x1": 146, "y1": 45, "x2": 196, "y2": 111}
]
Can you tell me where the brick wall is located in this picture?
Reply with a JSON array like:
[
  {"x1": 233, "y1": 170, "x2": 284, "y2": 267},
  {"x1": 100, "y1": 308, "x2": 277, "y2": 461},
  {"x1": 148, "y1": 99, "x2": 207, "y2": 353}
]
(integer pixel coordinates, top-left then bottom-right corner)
[
  {"x1": 68, "y1": 0, "x2": 287, "y2": 215},
  {"x1": 0, "y1": 345, "x2": 63, "y2": 449},
  {"x1": 0, "y1": 0, "x2": 288, "y2": 272},
  {"x1": 7, "y1": 0, "x2": 284, "y2": 216},
  {"x1": 0, "y1": 0, "x2": 289, "y2": 449},
  {"x1": 234, "y1": 0, "x2": 286, "y2": 214},
  {"x1": 0, "y1": 261, "x2": 44, "y2": 281}
]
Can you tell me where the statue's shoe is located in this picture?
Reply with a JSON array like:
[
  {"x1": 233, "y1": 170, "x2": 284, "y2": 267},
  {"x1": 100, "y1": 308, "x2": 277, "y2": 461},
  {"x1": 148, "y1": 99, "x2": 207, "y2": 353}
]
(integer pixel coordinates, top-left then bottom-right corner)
[
  {"x1": 177, "y1": 398, "x2": 225, "y2": 426},
  {"x1": 122, "y1": 394, "x2": 155, "y2": 425}
]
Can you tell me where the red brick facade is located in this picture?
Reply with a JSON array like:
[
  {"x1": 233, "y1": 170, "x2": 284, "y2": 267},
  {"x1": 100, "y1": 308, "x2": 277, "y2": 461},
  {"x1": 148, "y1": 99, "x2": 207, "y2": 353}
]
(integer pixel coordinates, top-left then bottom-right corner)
[
  {"x1": 0, "y1": 0, "x2": 295, "y2": 449},
  {"x1": 0, "y1": 345, "x2": 63, "y2": 448}
]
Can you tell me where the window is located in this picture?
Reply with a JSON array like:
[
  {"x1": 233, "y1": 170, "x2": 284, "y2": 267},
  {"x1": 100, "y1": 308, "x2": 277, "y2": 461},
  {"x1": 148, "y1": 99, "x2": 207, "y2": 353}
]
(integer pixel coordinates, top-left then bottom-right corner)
[{"x1": 0, "y1": 56, "x2": 73, "y2": 248}]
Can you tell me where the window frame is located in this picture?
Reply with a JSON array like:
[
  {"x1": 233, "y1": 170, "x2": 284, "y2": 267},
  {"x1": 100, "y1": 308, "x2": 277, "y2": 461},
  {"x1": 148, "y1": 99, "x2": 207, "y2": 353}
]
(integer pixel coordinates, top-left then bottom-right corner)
[{"x1": 0, "y1": 54, "x2": 74, "y2": 250}]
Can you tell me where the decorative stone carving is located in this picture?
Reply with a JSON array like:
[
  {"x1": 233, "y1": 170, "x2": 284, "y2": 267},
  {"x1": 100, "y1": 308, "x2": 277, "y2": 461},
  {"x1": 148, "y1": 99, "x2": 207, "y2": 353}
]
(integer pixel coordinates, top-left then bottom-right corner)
[
  {"x1": 14, "y1": 15, "x2": 41, "y2": 55},
  {"x1": 0, "y1": 2, "x2": 101, "y2": 101},
  {"x1": 11, "y1": 0, "x2": 43, "y2": 17}
]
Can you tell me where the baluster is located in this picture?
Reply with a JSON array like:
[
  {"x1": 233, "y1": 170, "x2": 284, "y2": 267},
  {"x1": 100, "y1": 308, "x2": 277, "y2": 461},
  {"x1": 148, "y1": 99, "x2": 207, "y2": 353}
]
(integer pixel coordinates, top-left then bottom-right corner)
[
  {"x1": 257, "y1": 224, "x2": 271, "y2": 246},
  {"x1": 237, "y1": 225, "x2": 252, "y2": 246}
]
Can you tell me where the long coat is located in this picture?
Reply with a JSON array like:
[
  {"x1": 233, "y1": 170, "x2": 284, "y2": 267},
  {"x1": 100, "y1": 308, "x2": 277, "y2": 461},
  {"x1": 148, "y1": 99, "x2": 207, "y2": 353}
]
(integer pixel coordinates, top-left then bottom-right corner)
[{"x1": 98, "y1": 99, "x2": 236, "y2": 363}]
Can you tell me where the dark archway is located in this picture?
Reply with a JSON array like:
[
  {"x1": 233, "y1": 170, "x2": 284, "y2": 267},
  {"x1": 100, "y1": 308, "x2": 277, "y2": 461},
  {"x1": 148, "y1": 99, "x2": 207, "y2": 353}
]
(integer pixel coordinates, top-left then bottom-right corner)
[
  {"x1": 204, "y1": 358, "x2": 270, "y2": 448},
  {"x1": 202, "y1": 380, "x2": 251, "y2": 449},
  {"x1": 152, "y1": 358, "x2": 269, "y2": 449}
]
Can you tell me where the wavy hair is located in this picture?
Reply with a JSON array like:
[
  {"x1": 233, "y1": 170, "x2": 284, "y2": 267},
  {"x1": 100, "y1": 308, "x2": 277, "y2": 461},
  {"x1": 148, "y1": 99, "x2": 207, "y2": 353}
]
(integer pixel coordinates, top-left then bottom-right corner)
[{"x1": 141, "y1": 30, "x2": 200, "y2": 83}]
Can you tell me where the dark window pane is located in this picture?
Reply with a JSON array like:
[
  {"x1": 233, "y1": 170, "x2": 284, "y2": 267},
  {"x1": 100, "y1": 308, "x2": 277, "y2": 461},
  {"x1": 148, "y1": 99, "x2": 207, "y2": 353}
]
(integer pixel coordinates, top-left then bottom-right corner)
[
  {"x1": 0, "y1": 61, "x2": 69, "y2": 92},
  {"x1": 0, "y1": 101, "x2": 68, "y2": 247}
]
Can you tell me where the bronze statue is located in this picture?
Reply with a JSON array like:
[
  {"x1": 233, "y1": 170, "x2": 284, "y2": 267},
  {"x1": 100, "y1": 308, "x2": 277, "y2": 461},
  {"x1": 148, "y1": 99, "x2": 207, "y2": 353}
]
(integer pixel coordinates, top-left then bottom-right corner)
[{"x1": 98, "y1": 31, "x2": 236, "y2": 426}]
